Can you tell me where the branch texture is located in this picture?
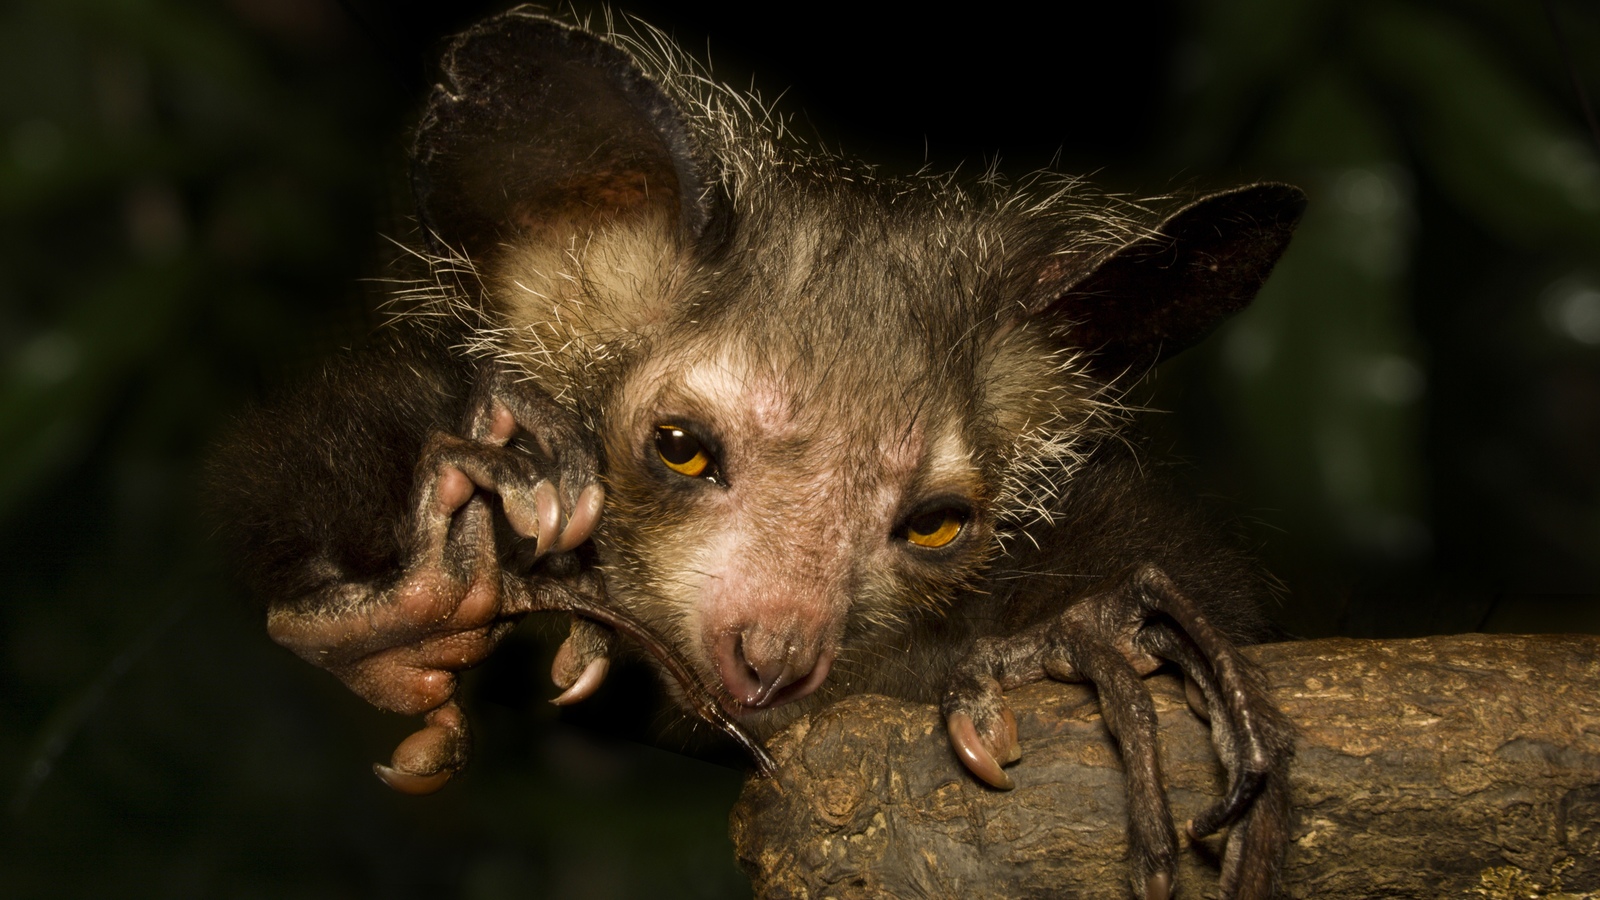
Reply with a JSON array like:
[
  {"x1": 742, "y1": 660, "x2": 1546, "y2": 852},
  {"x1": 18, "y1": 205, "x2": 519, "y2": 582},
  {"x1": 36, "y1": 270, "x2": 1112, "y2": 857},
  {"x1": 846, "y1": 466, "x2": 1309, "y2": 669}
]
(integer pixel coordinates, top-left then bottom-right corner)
[{"x1": 731, "y1": 634, "x2": 1600, "y2": 898}]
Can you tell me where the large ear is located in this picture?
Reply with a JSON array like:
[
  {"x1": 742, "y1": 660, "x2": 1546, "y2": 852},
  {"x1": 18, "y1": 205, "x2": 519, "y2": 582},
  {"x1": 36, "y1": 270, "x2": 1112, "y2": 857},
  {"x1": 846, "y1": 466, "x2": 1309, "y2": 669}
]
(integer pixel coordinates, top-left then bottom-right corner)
[
  {"x1": 1028, "y1": 183, "x2": 1306, "y2": 380},
  {"x1": 411, "y1": 10, "x2": 710, "y2": 264}
]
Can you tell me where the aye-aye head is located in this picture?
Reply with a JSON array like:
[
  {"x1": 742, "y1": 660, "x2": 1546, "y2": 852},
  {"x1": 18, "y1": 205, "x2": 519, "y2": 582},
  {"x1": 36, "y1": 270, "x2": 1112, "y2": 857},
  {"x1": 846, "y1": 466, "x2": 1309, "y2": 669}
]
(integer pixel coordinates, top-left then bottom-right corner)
[{"x1": 407, "y1": 9, "x2": 1304, "y2": 725}]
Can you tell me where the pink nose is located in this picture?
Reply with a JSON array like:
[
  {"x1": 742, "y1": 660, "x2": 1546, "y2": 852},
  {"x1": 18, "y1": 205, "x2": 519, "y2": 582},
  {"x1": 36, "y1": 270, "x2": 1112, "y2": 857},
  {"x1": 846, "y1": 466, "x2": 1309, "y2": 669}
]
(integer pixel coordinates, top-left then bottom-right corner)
[{"x1": 714, "y1": 628, "x2": 833, "y2": 709}]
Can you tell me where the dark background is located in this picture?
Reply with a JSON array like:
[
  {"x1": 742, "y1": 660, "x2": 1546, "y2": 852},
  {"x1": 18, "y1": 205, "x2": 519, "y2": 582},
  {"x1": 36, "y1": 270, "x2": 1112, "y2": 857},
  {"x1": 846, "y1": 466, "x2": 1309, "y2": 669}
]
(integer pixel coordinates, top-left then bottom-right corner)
[{"x1": 3, "y1": 1, "x2": 1597, "y2": 897}]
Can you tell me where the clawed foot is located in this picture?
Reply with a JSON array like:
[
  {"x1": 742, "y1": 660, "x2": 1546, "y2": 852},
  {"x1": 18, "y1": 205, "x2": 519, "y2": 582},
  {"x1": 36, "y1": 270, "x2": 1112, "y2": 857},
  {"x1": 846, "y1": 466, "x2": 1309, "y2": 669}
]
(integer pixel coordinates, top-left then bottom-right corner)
[{"x1": 941, "y1": 563, "x2": 1292, "y2": 899}]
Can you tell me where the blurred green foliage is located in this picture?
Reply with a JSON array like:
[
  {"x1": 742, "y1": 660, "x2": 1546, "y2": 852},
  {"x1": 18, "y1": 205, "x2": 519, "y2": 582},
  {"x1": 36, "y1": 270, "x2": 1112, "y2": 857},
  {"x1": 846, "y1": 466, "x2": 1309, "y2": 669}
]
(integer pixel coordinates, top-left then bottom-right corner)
[
  {"x1": 1, "y1": 1, "x2": 1596, "y2": 897},
  {"x1": 1152, "y1": 0, "x2": 1600, "y2": 636}
]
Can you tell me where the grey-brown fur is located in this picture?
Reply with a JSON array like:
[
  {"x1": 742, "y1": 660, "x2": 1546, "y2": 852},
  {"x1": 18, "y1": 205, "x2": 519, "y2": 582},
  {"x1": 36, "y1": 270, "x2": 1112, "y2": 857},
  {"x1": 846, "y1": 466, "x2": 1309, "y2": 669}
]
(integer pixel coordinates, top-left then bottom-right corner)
[{"x1": 215, "y1": 8, "x2": 1302, "y2": 897}]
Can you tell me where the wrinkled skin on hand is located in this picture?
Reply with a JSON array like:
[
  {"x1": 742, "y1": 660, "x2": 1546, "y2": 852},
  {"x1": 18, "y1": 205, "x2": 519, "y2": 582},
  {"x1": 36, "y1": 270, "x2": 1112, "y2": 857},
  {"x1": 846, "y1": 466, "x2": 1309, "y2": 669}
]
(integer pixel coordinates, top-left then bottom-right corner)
[{"x1": 265, "y1": 371, "x2": 606, "y2": 794}]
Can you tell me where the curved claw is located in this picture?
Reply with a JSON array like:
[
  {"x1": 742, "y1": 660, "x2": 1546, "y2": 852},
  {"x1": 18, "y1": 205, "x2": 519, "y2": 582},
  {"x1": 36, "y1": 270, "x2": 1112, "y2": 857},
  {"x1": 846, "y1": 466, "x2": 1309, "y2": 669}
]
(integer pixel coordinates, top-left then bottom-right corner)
[
  {"x1": 996, "y1": 707, "x2": 1021, "y2": 765},
  {"x1": 549, "y1": 616, "x2": 614, "y2": 705},
  {"x1": 544, "y1": 580, "x2": 777, "y2": 776},
  {"x1": 551, "y1": 656, "x2": 609, "y2": 706},
  {"x1": 946, "y1": 711, "x2": 1014, "y2": 790},
  {"x1": 532, "y1": 480, "x2": 561, "y2": 556},
  {"x1": 372, "y1": 703, "x2": 468, "y2": 796},
  {"x1": 1189, "y1": 767, "x2": 1267, "y2": 838},
  {"x1": 374, "y1": 763, "x2": 453, "y2": 795},
  {"x1": 556, "y1": 483, "x2": 604, "y2": 551},
  {"x1": 1145, "y1": 870, "x2": 1173, "y2": 900}
]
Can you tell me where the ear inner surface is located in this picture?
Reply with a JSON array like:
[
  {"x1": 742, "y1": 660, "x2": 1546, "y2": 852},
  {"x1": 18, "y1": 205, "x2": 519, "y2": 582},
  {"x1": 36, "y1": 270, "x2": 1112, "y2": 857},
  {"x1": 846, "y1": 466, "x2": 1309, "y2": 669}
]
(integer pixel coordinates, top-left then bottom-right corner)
[
  {"x1": 1031, "y1": 183, "x2": 1307, "y2": 381},
  {"x1": 412, "y1": 11, "x2": 708, "y2": 265}
]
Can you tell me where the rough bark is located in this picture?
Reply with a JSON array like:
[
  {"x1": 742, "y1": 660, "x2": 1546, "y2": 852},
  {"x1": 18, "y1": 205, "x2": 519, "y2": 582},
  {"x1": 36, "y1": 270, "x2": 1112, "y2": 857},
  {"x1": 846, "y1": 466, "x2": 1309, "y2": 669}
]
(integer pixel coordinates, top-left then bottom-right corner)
[{"x1": 730, "y1": 634, "x2": 1600, "y2": 899}]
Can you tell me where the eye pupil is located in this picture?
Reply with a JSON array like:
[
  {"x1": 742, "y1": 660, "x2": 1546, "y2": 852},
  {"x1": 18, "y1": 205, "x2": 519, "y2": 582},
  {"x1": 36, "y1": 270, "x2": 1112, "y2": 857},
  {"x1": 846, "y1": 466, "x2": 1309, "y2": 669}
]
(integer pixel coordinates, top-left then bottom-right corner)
[
  {"x1": 905, "y1": 508, "x2": 965, "y2": 549},
  {"x1": 655, "y1": 425, "x2": 714, "y2": 479},
  {"x1": 655, "y1": 426, "x2": 697, "y2": 464}
]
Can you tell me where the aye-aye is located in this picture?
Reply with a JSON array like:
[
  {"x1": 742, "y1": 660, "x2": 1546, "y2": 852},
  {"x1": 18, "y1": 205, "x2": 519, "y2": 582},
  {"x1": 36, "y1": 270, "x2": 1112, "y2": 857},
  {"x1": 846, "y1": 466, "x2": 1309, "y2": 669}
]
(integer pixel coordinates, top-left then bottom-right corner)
[{"x1": 216, "y1": 9, "x2": 1303, "y2": 899}]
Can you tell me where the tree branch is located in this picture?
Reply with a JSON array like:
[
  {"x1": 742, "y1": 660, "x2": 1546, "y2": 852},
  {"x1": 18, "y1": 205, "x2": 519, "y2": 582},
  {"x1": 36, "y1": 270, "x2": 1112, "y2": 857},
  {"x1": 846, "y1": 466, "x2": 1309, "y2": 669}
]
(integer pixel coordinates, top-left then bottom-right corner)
[{"x1": 731, "y1": 634, "x2": 1600, "y2": 898}]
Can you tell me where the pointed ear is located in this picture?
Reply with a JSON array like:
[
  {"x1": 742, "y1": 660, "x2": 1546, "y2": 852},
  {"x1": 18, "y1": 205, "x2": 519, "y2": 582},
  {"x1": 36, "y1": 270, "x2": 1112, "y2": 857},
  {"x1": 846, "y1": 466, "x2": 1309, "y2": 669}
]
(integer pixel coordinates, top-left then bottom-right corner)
[
  {"x1": 411, "y1": 10, "x2": 710, "y2": 264},
  {"x1": 1028, "y1": 183, "x2": 1306, "y2": 380}
]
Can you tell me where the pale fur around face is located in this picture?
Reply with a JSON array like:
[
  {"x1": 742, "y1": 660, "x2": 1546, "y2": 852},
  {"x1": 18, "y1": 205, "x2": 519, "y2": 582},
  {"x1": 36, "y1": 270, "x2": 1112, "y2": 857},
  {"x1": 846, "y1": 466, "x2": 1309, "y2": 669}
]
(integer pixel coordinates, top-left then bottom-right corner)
[
  {"x1": 390, "y1": 10, "x2": 1147, "y2": 517},
  {"x1": 387, "y1": 13, "x2": 1147, "y2": 719}
]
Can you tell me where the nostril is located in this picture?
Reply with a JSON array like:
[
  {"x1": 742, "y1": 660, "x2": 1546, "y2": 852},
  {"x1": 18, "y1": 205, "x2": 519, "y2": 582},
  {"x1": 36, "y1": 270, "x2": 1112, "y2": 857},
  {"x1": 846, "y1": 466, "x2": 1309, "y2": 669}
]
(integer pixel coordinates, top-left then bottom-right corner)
[
  {"x1": 733, "y1": 636, "x2": 763, "y2": 701},
  {"x1": 714, "y1": 632, "x2": 759, "y2": 706},
  {"x1": 717, "y1": 629, "x2": 811, "y2": 709},
  {"x1": 738, "y1": 633, "x2": 797, "y2": 706},
  {"x1": 735, "y1": 634, "x2": 758, "y2": 682}
]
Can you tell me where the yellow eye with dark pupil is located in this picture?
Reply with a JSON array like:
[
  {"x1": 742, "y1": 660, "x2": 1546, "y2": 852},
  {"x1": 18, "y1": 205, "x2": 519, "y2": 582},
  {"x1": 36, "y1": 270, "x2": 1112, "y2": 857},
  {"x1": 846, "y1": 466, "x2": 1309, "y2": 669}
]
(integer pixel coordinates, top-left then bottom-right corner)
[
  {"x1": 905, "y1": 509, "x2": 964, "y2": 548},
  {"x1": 655, "y1": 425, "x2": 711, "y2": 478}
]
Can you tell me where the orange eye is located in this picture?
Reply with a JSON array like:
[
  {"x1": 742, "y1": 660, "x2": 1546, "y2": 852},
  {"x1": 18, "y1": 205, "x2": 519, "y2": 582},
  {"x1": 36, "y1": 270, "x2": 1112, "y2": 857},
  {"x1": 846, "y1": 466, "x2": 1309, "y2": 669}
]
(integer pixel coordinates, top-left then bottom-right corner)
[
  {"x1": 655, "y1": 425, "x2": 713, "y2": 479},
  {"x1": 904, "y1": 508, "x2": 965, "y2": 549}
]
